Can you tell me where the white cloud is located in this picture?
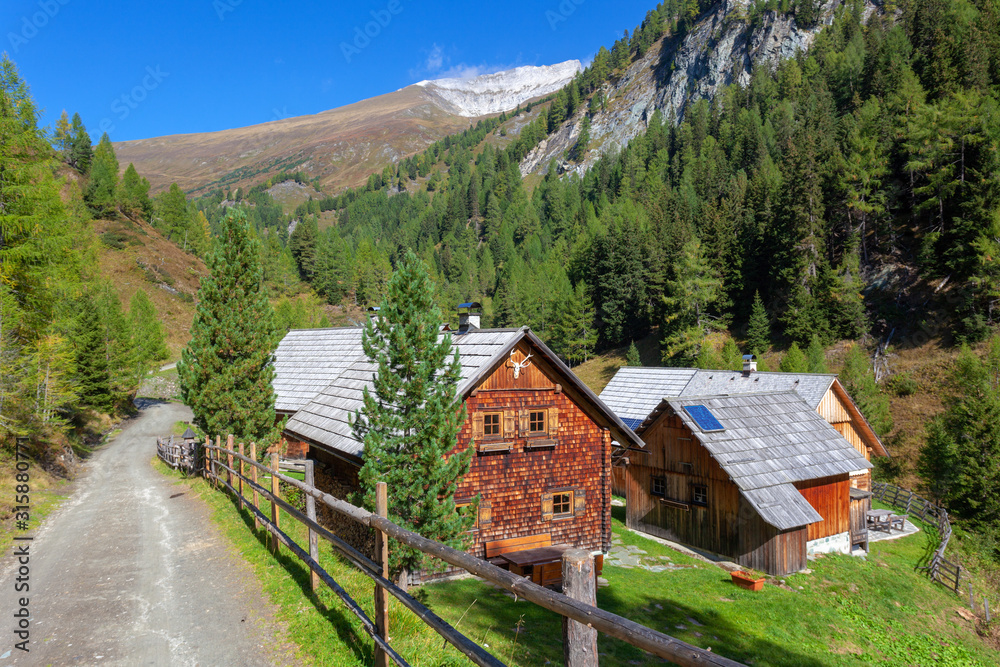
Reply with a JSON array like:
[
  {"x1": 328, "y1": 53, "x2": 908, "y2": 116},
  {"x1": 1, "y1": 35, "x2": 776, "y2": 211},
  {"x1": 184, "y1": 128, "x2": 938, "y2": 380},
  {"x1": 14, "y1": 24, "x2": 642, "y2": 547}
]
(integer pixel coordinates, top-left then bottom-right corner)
[{"x1": 409, "y1": 44, "x2": 523, "y2": 83}]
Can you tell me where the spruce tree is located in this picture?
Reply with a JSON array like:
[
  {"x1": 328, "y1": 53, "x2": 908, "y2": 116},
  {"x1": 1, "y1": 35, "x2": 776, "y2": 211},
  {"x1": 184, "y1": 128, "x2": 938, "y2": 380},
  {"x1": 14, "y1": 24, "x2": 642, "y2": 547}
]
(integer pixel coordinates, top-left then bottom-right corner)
[
  {"x1": 179, "y1": 208, "x2": 280, "y2": 443},
  {"x1": 352, "y1": 250, "x2": 473, "y2": 581},
  {"x1": 69, "y1": 112, "x2": 92, "y2": 173},
  {"x1": 555, "y1": 282, "x2": 598, "y2": 366},
  {"x1": 86, "y1": 133, "x2": 119, "y2": 218},
  {"x1": 74, "y1": 297, "x2": 113, "y2": 413},
  {"x1": 154, "y1": 183, "x2": 189, "y2": 241},
  {"x1": 119, "y1": 163, "x2": 152, "y2": 219},
  {"x1": 746, "y1": 290, "x2": 770, "y2": 355},
  {"x1": 626, "y1": 341, "x2": 641, "y2": 367}
]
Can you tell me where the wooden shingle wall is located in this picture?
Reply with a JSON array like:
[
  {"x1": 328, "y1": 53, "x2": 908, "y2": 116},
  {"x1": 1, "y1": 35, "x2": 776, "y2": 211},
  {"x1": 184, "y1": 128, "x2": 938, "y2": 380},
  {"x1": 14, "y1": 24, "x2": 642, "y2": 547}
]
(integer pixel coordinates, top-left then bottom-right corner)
[{"x1": 455, "y1": 344, "x2": 610, "y2": 557}]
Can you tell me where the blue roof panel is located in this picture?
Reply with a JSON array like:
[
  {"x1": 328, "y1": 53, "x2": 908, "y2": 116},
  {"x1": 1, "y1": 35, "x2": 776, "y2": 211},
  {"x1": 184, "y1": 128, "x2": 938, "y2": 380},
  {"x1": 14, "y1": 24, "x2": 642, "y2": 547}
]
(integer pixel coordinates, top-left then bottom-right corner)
[{"x1": 683, "y1": 405, "x2": 725, "y2": 433}]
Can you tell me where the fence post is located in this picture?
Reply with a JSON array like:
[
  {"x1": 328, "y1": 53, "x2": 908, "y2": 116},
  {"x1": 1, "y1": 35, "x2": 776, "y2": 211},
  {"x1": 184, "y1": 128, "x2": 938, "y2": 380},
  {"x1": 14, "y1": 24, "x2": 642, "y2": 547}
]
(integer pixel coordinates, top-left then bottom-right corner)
[
  {"x1": 214, "y1": 436, "x2": 222, "y2": 488},
  {"x1": 969, "y1": 583, "x2": 975, "y2": 610},
  {"x1": 270, "y1": 452, "x2": 280, "y2": 555},
  {"x1": 237, "y1": 442, "x2": 245, "y2": 510},
  {"x1": 226, "y1": 434, "x2": 235, "y2": 491},
  {"x1": 374, "y1": 481, "x2": 390, "y2": 667},
  {"x1": 562, "y1": 548, "x2": 599, "y2": 667},
  {"x1": 305, "y1": 460, "x2": 319, "y2": 594},
  {"x1": 250, "y1": 442, "x2": 261, "y2": 531},
  {"x1": 986, "y1": 598, "x2": 991, "y2": 623},
  {"x1": 203, "y1": 436, "x2": 210, "y2": 479}
]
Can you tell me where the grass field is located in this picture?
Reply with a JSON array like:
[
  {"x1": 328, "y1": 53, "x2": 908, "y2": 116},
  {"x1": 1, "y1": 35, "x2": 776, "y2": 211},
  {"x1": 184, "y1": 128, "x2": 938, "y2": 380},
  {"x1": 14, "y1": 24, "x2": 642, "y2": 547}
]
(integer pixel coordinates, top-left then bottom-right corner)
[{"x1": 156, "y1": 459, "x2": 1000, "y2": 666}]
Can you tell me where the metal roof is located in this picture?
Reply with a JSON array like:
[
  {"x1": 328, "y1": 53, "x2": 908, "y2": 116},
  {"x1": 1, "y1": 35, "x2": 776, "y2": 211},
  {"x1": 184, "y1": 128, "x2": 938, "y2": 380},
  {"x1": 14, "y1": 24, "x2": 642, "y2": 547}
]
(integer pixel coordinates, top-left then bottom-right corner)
[
  {"x1": 280, "y1": 326, "x2": 645, "y2": 459},
  {"x1": 656, "y1": 392, "x2": 872, "y2": 531}
]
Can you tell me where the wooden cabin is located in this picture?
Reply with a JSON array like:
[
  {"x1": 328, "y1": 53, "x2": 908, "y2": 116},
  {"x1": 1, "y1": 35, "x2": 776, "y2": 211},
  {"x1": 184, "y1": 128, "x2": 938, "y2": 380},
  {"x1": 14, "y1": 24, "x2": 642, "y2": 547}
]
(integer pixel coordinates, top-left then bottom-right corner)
[
  {"x1": 600, "y1": 364, "x2": 889, "y2": 496},
  {"x1": 622, "y1": 392, "x2": 873, "y2": 576},
  {"x1": 272, "y1": 316, "x2": 642, "y2": 582}
]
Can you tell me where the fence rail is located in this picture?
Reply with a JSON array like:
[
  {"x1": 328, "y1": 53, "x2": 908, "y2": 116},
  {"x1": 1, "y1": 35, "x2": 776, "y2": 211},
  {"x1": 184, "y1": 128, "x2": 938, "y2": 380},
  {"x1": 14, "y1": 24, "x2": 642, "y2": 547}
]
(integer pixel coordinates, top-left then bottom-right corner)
[
  {"x1": 155, "y1": 435, "x2": 198, "y2": 473},
  {"x1": 169, "y1": 433, "x2": 744, "y2": 667}
]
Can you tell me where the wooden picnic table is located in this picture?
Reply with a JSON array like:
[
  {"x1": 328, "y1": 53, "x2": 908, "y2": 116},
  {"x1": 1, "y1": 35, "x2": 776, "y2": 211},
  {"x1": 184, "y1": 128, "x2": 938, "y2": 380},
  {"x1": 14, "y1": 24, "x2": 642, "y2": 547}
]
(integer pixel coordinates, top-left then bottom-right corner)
[
  {"x1": 866, "y1": 509, "x2": 892, "y2": 532},
  {"x1": 498, "y1": 544, "x2": 572, "y2": 586}
]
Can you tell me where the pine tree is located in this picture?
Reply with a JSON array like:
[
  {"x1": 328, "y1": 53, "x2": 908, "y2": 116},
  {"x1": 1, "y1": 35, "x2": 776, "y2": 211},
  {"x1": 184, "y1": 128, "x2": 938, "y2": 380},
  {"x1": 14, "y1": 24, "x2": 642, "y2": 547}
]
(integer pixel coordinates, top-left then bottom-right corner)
[
  {"x1": 626, "y1": 341, "x2": 641, "y2": 367},
  {"x1": 86, "y1": 133, "x2": 120, "y2": 218},
  {"x1": 806, "y1": 334, "x2": 829, "y2": 373},
  {"x1": 745, "y1": 290, "x2": 770, "y2": 355},
  {"x1": 178, "y1": 208, "x2": 280, "y2": 443},
  {"x1": 779, "y1": 341, "x2": 808, "y2": 373},
  {"x1": 351, "y1": 250, "x2": 473, "y2": 581}
]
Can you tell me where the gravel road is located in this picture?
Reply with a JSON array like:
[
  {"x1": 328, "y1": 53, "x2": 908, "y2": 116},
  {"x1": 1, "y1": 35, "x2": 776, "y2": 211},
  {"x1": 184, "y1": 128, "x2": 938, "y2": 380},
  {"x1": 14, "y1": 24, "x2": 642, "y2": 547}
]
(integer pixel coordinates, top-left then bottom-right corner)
[{"x1": 0, "y1": 400, "x2": 298, "y2": 666}]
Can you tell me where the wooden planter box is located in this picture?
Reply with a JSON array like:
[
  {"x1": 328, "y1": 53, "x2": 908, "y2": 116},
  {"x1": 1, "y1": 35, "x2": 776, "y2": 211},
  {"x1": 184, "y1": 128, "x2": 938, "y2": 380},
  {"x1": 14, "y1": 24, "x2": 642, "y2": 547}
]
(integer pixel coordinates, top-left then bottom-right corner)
[{"x1": 730, "y1": 571, "x2": 765, "y2": 591}]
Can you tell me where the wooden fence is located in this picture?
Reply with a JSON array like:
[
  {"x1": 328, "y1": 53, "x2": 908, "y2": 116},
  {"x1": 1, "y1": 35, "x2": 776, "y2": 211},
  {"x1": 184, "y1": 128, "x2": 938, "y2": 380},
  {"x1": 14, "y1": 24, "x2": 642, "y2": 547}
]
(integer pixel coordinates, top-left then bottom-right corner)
[
  {"x1": 155, "y1": 435, "x2": 198, "y2": 474},
  {"x1": 872, "y1": 482, "x2": 994, "y2": 623},
  {"x1": 188, "y1": 434, "x2": 744, "y2": 667}
]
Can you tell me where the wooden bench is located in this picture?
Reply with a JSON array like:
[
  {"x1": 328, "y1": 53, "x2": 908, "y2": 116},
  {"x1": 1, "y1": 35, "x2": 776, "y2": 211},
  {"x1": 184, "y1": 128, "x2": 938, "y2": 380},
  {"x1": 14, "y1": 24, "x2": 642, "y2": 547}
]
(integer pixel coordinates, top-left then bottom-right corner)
[
  {"x1": 890, "y1": 514, "x2": 907, "y2": 531},
  {"x1": 485, "y1": 534, "x2": 551, "y2": 567}
]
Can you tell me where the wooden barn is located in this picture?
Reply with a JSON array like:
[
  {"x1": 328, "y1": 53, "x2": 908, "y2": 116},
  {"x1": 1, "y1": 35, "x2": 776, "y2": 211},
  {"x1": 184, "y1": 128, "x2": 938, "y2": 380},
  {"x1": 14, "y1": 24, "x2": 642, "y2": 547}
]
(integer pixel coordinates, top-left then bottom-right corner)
[
  {"x1": 599, "y1": 364, "x2": 889, "y2": 496},
  {"x1": 272, "y1": 311, "x2": 642, "y2": 582},
  {"x1": 620, "y1": 391, "x2": 873, "y2": 575}
]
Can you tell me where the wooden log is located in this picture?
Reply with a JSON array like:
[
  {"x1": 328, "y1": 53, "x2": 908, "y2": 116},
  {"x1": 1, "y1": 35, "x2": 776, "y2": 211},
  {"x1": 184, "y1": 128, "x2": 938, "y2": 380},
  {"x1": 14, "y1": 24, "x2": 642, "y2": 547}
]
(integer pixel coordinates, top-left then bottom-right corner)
[
  {"x1": 250, "y1": 442, "x2": 260, "y2": 530},
  {"x1": 375, "y1": 481, "x2": 390, "y2": 667},
  {"x1": 238, "y1": 442, "x2": 245, "y2": 510},
  {"x1": 270, "y1": 452, "x2": 281, "y2": 555},
  {"x1": 305, "y1": 460, "x2": 319, "y2": 594},
  {"x1": 562, "y1": 548, "x2": 598, "y2": 667}
]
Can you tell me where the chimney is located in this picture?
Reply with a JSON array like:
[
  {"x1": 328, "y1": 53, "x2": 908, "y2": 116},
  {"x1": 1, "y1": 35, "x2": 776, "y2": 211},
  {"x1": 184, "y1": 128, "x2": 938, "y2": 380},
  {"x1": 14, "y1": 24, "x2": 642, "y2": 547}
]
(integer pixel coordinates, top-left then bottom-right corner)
[
  {"x1": 742, "y1": 354, "x2": 757, "y2": 375},
  {"x1": 457, "y1": 302, "x2": 482, "y2": 333}
]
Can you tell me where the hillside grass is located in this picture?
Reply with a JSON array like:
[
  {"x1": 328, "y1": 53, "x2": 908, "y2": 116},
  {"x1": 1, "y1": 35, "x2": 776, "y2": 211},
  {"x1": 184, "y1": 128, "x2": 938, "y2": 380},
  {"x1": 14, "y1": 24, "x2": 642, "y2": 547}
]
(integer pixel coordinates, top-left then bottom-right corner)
[{"x1": 157, "y1": 459, "x2": 1000, "y2": 666}]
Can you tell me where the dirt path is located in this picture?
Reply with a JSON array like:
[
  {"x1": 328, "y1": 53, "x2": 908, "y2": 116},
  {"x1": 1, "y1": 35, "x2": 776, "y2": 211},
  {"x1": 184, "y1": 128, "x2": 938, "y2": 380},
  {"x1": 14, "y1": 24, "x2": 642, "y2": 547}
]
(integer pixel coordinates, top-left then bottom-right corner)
[{"x1": 0, "y1": 400, "x2": 298, "y2": 666}]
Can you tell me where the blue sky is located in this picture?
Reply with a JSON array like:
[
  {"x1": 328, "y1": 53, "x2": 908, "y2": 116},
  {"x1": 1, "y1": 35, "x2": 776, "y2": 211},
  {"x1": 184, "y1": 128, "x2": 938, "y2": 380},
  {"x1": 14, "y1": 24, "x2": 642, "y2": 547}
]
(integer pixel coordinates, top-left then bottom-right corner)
[{"x1": 5, "y1": 0, "x2": 655, "y2": 142}]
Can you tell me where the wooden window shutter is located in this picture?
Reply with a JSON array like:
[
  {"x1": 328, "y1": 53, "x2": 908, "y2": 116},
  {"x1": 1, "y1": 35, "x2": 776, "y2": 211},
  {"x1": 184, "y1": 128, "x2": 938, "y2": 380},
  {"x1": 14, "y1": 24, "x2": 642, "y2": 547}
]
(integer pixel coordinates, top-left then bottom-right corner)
[
  {"x1": 478, "y1": 500, "x2": 492, "y2": 528},
  {"x1": 518, "y1": 409, "x2": 529, "y2": 436},
  {"x1": 541, "y1": 492, "x2": 554, "y2": 521},
  {"x1": 548, "y1": 406, "x2": 559, "y2": 435},
  {"x1": 574, "y1": 488, "x2": 586, "y2": 517},
  {"x1": 503, "y1": 410, "x2": 516, "y2": 437},
  {"x1": 472, "y1": 412, "x2": 484, "y2": 440}
]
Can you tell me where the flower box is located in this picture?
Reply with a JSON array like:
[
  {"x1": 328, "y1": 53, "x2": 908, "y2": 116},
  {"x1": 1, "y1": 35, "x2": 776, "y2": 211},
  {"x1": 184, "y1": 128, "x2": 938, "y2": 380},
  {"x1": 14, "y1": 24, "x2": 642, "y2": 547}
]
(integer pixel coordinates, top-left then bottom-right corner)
[{"x1": 730, "y1": 570, "x2": 765, "y2": 591}]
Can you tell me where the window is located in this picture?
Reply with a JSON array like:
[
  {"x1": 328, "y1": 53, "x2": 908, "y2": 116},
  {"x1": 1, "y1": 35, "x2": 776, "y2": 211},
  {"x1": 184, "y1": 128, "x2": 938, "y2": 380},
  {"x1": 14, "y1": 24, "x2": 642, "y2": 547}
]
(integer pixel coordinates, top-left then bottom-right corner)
[
  {"x1": 692, "y1": 484, "x2": 708, "y2": 506},
  {"x1": 483, "y1": 412, "x2": 501, "y2": 437},
  {"x1": 651, "y1": 476, "x2": 666, "y2": 497},
  {"x1": 528, "y1": 410, "x2": 546, "y2": 434},
  {"x1": 552, "y1": 491, "x2": 572, "y2": 517}
]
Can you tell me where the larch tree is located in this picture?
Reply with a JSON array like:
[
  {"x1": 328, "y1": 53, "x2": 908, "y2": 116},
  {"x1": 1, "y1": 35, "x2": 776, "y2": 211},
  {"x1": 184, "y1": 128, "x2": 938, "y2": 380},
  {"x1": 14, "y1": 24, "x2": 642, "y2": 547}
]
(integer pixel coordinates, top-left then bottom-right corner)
[
  {"x1": 661, "y1": 237, "x2": 723, "y2": 365},
  {"x1": 86, "y1": 133, "x2": 120, "y2": 218},
  {"x1": 178, "y1": 208, "x2": 280, "y2": 444},
  {"x1": 779, "y1": 341, "x2": 808, "y2": 373},
  {"x1": 351, "y1": 250, "x2": 473, "y2": 584}
]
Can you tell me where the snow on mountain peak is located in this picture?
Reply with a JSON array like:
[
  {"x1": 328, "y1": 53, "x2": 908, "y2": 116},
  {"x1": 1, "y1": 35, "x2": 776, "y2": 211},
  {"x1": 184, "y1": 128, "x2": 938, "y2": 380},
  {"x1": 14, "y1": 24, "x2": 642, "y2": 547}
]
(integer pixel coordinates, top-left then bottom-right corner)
[{"x1": 415, "y1": 60, "x2": 582, "y2": 117}]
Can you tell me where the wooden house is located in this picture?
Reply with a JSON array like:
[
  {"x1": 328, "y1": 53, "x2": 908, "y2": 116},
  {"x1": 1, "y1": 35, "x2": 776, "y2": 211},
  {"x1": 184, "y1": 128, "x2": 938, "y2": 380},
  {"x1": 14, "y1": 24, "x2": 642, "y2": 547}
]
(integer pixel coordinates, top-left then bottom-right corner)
[
  {"x1": 272, "y1": 315, "x2": 642, "y2": 581},
  {"x1": 619, "y1": 391, "x2": 873, "y2": 575},
  {"x1": 599, "y1": 365, "x2": 889, "y2": 496}
]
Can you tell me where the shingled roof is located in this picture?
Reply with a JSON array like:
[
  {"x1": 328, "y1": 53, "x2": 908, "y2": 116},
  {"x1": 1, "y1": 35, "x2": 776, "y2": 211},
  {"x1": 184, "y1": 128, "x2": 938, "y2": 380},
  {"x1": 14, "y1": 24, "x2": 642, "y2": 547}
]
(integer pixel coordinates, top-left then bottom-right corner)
[
  {"x1": 272, "y1": 328, "x2": 366, "y2": 414},
  {"x1": 279, "y1": 326, "x2": 643, "y2": 460},
  {"x1": 599, "y1": 367, "x2": 835, "y2": 424},
  {"x1": 649, "y1": 392, "x2": 872, "y2": 531}
]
